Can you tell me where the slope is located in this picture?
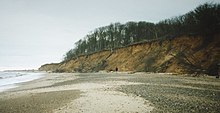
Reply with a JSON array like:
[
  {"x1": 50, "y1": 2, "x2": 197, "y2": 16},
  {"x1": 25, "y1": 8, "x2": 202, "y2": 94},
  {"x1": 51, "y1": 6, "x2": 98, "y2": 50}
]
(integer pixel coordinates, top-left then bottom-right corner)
[{"x1": 39, "y1": 34, "x2": 220, "y2": 76}]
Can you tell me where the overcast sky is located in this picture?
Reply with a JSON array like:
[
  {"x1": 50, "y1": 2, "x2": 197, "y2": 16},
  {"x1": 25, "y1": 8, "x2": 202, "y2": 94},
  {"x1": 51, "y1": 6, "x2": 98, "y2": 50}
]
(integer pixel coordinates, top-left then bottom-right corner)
[{"x1": 0, "y1": 0, "x2": 219, "y2": 71}]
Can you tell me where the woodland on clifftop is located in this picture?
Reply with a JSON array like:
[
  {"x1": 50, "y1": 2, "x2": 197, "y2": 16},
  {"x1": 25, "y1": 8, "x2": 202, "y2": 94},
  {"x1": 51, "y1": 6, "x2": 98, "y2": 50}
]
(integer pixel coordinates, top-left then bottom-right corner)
[{"x1": 63, "y1": 3, "x2": 219, "y2": 62}]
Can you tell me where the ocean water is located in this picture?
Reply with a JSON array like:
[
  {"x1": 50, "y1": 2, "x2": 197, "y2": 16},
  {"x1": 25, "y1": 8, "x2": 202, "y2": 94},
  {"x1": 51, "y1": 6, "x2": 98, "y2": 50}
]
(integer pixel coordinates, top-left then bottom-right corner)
[{"x1": 0, "y1": 71, "x2": 44, "y2": 92}]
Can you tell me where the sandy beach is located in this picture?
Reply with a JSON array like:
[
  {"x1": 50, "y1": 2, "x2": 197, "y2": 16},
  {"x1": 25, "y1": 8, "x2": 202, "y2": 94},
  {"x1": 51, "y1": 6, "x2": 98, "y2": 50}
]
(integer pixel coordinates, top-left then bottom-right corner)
[
  {"x1": 0, "y1": 73, "x2": 81, "y2": 113},
  {"x1": 0, "y1": 73, "x2": 219, "y2": 113}
]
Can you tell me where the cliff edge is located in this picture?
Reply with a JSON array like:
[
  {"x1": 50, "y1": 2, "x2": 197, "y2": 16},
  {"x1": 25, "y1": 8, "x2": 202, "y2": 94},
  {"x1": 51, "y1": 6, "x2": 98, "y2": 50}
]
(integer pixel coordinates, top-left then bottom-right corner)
[{"x1": 39, "y1": 34, "x2": 220, "y2": 76}]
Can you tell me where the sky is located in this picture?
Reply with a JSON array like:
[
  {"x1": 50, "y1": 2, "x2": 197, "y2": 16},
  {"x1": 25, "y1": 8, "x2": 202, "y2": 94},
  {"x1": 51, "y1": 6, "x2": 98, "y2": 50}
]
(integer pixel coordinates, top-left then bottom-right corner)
[{"x1": 0, "y1": 0, "x2": 219, "y2": 71}]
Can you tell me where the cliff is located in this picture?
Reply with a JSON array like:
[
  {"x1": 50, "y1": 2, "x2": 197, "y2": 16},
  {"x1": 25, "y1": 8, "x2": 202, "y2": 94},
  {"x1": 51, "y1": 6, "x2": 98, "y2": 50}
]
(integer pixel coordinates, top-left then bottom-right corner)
[{"x1": 39, "y1": 34, "x2": 220, "y2": 75}]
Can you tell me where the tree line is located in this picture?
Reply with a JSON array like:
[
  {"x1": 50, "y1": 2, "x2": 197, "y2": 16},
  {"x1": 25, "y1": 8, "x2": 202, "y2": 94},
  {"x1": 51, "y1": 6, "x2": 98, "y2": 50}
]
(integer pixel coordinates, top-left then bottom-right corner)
[{"x1": 63, "y1": 3, "x2": 220, "y2": 61}]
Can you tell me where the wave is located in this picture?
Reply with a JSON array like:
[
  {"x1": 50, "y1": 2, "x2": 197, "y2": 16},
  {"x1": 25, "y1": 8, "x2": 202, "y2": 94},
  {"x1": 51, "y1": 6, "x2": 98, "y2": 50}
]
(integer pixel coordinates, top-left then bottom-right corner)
[{"x1": 0, "y1": 72, "x2": 45, "y2": 92}]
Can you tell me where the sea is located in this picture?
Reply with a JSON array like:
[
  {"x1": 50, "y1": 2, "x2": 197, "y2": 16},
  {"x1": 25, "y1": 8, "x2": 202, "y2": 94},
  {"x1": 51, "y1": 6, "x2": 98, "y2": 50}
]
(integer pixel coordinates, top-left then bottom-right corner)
[{"x1": 0, "y1": 71, "x2": 44, "y2": 92}]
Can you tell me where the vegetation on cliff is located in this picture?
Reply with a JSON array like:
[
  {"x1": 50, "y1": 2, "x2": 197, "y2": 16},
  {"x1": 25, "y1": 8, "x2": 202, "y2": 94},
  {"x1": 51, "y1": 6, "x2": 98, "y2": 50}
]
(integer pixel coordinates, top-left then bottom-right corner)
[
  {"x1": 63, "y1": 3, "x2": 219, "y2": 61},
  {"x1": 39, "y1": 3, "x2": 220, "y2": 76}
]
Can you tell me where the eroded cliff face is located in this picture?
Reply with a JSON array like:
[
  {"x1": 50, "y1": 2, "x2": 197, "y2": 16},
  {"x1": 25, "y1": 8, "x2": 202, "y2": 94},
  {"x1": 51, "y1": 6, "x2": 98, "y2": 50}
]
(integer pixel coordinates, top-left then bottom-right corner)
[{"x1": 39, "y1": 34, "x2": 220, "y2": 75}]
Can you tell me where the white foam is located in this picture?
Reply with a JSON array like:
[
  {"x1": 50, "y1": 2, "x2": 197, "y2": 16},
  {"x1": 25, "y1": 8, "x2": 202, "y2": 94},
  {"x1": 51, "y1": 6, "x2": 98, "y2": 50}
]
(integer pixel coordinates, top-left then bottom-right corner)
[{"x1": 0, "y1": 72, "x2": 44, "y2": 92}]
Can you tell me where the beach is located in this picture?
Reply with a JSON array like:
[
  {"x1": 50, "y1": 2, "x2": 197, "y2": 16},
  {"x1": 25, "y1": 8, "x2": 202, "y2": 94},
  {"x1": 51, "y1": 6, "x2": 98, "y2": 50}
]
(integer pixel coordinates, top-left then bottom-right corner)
[
  {"x1": 0, "y1": 72, "x2": 45, "y2": 92},
  {"x1": 0, "y1": 73, "x2": 219, "y2": 113},
  {"x1": 0, "y1": 73, "x2": 81, "y2": 113}
]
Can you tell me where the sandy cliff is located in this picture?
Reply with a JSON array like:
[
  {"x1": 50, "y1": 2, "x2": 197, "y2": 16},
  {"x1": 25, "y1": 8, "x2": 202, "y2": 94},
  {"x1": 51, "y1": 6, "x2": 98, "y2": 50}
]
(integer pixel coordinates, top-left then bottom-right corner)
[{"x1": 39, "y1": 34, "x2": 220, "y2": 75}]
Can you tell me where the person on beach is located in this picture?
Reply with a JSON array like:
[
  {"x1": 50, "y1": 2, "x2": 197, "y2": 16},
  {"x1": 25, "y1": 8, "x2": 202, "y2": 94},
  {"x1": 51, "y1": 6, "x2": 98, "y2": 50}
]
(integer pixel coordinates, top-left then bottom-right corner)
[
  {"x1": 115, "y1": 67, "x2": 118, "y2": 72},
  {"x1": 217, "y1": 63, "x2": 220, "y2": 78}
]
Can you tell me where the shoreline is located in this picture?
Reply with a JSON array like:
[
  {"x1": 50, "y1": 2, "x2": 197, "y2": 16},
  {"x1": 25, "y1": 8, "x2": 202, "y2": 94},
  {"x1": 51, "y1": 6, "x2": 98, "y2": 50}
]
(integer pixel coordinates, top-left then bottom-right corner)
[
  {"x1": 0, "y1": 73, "x2": 81, "y2": 113},
  {"x1": 0, "y1": 72, "x2": 46, "y2": 92},
  {"x1": 0, "y1": 72, "x2": 219, "y2": 113}
]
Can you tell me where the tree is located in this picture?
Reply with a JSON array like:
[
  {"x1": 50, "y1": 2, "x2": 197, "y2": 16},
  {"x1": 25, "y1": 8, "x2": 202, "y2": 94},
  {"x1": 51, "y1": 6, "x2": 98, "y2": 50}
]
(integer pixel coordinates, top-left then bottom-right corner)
[
  {"x1": 63, "y1": 3, "x2": 220, "y2": 61},
  {"x1": 193, "y1": 3, "x2": 220, "y2": 35}
]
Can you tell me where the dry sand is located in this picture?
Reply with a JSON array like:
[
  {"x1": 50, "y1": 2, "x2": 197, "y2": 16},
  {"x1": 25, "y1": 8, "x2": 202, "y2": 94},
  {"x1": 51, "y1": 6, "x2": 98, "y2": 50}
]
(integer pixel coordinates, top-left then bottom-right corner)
[
  {"x1": 54, "y1": 81, "x2": 153, "y2": 113},
  {"x1": 0, "y1": 73, "x2": 154, "y2": 113}
]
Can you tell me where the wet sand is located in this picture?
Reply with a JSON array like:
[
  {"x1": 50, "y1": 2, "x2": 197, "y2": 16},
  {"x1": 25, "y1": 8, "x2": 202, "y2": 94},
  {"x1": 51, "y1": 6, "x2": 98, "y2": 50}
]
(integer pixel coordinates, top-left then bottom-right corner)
[
  {"x1": 0, "y1": 73, "x2": 81, "y2": 113},
  {"x1": 0, "y1": 73, "x2": 219, "y2": 113}
]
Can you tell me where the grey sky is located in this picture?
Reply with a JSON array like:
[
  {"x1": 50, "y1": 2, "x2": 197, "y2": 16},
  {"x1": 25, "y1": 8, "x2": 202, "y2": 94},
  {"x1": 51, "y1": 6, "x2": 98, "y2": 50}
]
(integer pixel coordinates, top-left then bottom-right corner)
[{"x1": 0, "y1": 0, "x2": 219, "y2": 70}]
